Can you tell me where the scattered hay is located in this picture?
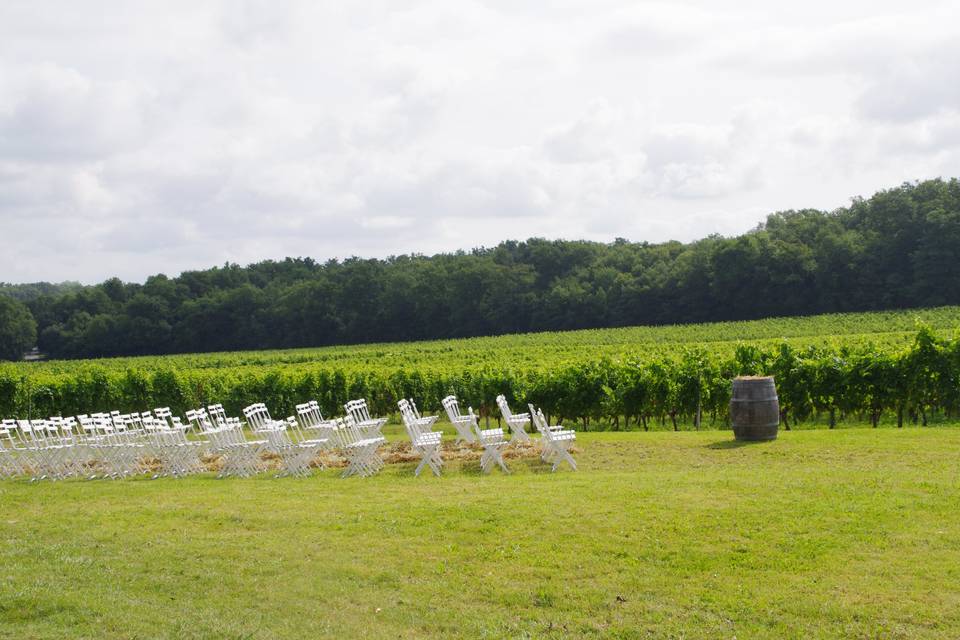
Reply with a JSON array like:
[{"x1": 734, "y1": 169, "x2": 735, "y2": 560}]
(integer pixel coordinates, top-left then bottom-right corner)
[
  {"x1": 381, "y1": 439, "x2": 547, "y2": 464},
  {"x1": 138, "y1": 456, "x2": 164, "y2": 473},
  {"x1": 313, "y1": 450, "x2": 347, "y2": 468},
  {"x1": 122, "y1": 438, "x2": 566, "y2": 474},
  {"x1": 503, "y1": 441, "x2": 543, "y2": 460},
  {"x1": 381, "y1": 442, "x2": 421, "y2": 464},
  {"x1": 201, "y1": 453, "x2": 225, "y2": 473}
]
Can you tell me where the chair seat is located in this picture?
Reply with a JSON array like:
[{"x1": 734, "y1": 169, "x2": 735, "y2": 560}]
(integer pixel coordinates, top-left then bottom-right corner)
[
  {"x1": 413, "y1": 434, "x2": 442, "y2": 446},
  {"x1": 347, "y1": 437, "x2": 383, "y2": 449}
]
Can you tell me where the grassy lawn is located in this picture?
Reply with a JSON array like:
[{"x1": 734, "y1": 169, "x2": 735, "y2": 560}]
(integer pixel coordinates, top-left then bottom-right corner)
[{"x1": 2, "y1": 428, "x2": 960, "y2": 639}]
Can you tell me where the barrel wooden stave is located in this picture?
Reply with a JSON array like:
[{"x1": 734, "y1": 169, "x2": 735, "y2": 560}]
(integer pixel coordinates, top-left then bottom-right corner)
[{"x1": 729, "y1": 376, "x2": 779, "y2": 441}]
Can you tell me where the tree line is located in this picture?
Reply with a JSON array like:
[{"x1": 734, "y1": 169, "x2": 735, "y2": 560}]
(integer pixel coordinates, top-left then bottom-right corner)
[{"x1": 1, "y1": 177, "x2": 958, "y2": 361}]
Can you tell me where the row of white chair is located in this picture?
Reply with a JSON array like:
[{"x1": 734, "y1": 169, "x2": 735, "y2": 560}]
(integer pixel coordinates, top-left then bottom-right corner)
[
  {"x1": 194, "y1": 399, "x2": 388, "y2": 478},
  {"x1": 396, "y1": 394, "x2": 576, "y2": 476},
  {"x1": 1, "y1": 395, "x2": 575, "y2": 481},
  {"x1": 1, "y1": 409, "x2": 202, "y2": 481},
  {"x1": 0, "y1": 398, "x2": 384, "y2": 481}
]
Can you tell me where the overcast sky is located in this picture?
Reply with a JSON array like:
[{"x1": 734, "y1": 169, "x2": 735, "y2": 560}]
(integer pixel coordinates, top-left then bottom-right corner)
[{"x1": 1, "y1": 1, "x2": 958, "y2": 284}]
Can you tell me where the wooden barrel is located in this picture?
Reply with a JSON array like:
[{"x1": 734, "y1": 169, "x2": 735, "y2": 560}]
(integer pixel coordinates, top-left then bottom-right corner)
[{"x1": 729, "y1": 376, "x2": 779, "y2": 441}]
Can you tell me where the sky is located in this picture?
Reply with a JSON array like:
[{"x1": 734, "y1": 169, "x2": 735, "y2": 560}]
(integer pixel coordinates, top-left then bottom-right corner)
[{"x1": 1, "y1": 1, "x2": 958, "y2": 284}]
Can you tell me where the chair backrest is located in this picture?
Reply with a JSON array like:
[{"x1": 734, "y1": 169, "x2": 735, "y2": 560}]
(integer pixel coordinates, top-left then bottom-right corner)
[
  {"x1": 496, "y1": 395, "x2": 513, "y2": 420},
  {"x1": 18, "y1": 419, "x2": 40, "y2": 444},
  {"x1": 121, "y1": 414, "x2": 145, "y2": 439},
  {"x1": 295, "y1": 402, "x2": 312, "y2": 422},
  {"x1": 41, "y1": 418, "x2": 62, "y2": 439},
  {"x1": 47, "y1": 416, "x2": 72, "y2": 441},
  {"x1": 90, "y1": 414, "x2": 115, "y2": 439},
  {"x1": 441, "y1": 395, "x2": 462, "y2": 422},
  {"x1": 243, "y1": 403, "x2": 273, "y2": 431},
  {"x1": 220, "y1": 417, "x2": 246, "y2": 445},
  {"x1": 140, "y1": 412, "x2": 163, "y2": 436},
  {"x1": 186, "y1": 408, "x2": 216, "y2": 434},
  {"x1": 344, "y1": 399, "x2": 373, "y2": 424},
  {"x1": 207, "y1": 404, "x2": 228, "y2": 426},
  {"x1": 397, "y1": 399, "x2": 422, "y2": 439},
  {"x1": 331, "y1": 416, "x2": 359, "y2": 448},
  {"x1": 295, "y1": 401, "x2": 325, "y2": 429},
  {"x1": 409, "y1": 399, "x2": 424, "y2": 420},
  {"x1": 262, "y1": 421, "x2": 293, "y2": 448},
  {"x1": 528, "y1": 404, "x2": 551, "y2": 437},
  {"x1": 78, "y1": 414, "x2": 100, "y2": 437},
  {"x1": 2, "y1": 420, "x2": 26, "y2": 448},
  {"x1": 139, "y1": 412, "x2": 156, "y2": 430},
  {"x1": 154, "y1": 407, "x2": 174, "y2": 427},
  {"x1": 116, "y1": 414, "x2": 144, "y2": 440}
]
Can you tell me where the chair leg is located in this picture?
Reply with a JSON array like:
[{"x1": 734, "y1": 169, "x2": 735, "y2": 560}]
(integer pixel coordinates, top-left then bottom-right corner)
[
  {"x1": 496, "y1": 449, "x2": 509, "y2": 473},
  {"x1": 560, "y1": 447, "x2": 577, "y2": 471},
  {"x1": 414, "y1": 450, "x2": 430, "y2": 477}
]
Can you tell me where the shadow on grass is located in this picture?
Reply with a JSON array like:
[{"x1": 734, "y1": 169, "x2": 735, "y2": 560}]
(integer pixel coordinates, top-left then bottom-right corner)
[
  {"x1": 705, "y1": 439, "x2": 775, "y2": 449},
  {"x1": 428, "y1": 456, "x2": 564, "y2": 477}
]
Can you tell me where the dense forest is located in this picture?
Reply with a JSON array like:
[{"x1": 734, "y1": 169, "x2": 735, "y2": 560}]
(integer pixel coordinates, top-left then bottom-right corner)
[{"x1": 1, "y1": 178, "x2": 959, "y2": 360}]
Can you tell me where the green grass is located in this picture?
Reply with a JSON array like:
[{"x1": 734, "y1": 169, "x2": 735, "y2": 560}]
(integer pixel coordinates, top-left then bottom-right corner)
[{"x1": 3, "y1": 428, "x2": 960, "y2": 639}]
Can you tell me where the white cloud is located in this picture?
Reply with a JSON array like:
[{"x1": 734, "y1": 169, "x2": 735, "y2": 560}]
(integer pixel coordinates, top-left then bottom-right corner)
[
  {"x1": 0, "y1": 0, "x2": 958, "y2": 283},
  {"x1": 0, "y1": 64, "x2": 150, "y2": 163}
]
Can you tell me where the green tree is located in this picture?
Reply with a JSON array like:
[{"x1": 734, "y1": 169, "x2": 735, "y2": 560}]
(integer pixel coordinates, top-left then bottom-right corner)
[{"x1": 0, "y1": 296, "x2": 38, "y2": 360}]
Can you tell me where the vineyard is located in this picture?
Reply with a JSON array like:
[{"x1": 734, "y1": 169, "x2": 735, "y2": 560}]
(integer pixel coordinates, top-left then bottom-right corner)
[{"x1": 3, "y1": 306, "x2": 960, "y2": 429}]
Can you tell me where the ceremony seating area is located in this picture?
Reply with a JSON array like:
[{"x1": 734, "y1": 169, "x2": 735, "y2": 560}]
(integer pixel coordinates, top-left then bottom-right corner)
[{"x1": 0, "y1": 395, "x2": 575, "y2": 481}]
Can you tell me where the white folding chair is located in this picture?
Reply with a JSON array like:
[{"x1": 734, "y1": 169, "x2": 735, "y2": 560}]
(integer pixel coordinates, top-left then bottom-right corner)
[
  {"x1": 13, "y1": 420, "x2": 43, "y2": 480},
  {"x1": 207, "y1": 403, "x2": 231, "y2": 427},
  {"x1": 529, "y1": 404, "x2": 577, "y2": 471},
  {"x1": 262, "y1": 419, "x2": 324, "y2": 478},
  {"x1": 331, "y1": 415, "x2": 385, "y2": 478},
  {"x1": 244, "y1": 403, "x2": 324, "y2": 477},
  {"x1": 80, "y1": 413, "x2": 142, "y2": 479},
  {"x1": 343, "y1": 399, "x2": 387, "y2": 439},
  {"x1": 474, "y1": 412, "x2": 509, "y2": 474},
  {"x1": 398, "y1": 399, "x2": 442, "y2": 477},
  {"x1": 190, "y1": 408, "x2": 266, "y2": 477},
  {"x1": 45, "y1": 416, "x2": 82, "y2": 479},
  {"x1": 442, "y1": 395, "x2": 508, "y2": 473},
  {"x1": 75, "y1": 414, "x2": 113, "y2": 479},
  {"x1": 111, "y1": 413, "x2": 150, "y2": 477},
  {"x1": 0, "y1": 421, "x2": 25, "y2": 478},
  {"x1": 153, "y1": 407, "x2": 189, "y2": 435},
  {"x1": 142, "y1": 412, "x2": 204, "y2": 478},
  {"x1": 242, "y1": 403, "x2": 285, "y2": 432},
  {"x1": 294, "y1": 401, "x2": 336, "y2": 447},
  {"x1": 441, "y1": 395, "x2": 479, "y2": 444},
  {"x1": 18, "y1": 419, "x2": 77, "y2": 481},
  {"x1": 496, "y1": 394, "x2": 531, "y2": 443}
]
